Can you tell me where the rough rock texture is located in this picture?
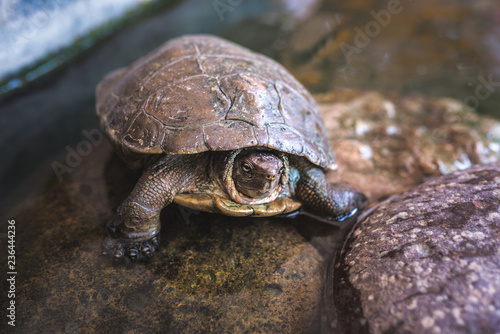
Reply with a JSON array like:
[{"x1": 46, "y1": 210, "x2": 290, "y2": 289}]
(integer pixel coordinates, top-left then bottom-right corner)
[
  {"x1": 325, "y1": 162, "x2": 500, "y2": 334},
  {"x1": 320, "y1": 92, "x2": 500, "y2": 201}
]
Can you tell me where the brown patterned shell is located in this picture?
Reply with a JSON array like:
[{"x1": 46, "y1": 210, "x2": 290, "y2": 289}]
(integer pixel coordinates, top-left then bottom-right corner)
[{"x1": 96, "y1": 34, "x2": 336, "y2": 169}]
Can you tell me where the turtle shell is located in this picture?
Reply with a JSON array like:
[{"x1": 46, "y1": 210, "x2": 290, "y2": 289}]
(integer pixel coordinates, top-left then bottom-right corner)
[{"x1": 96, "y1": 34, "x2": 336, "y2": 169}]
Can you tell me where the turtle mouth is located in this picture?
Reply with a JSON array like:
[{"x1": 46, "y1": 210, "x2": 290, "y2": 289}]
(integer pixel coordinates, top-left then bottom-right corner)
[
  {"x1": 222, "y1": 148, "x2": 289, "y2": 205},
  {"x1": 236, "y1": 179, "x2": 277, "y2": 199}
]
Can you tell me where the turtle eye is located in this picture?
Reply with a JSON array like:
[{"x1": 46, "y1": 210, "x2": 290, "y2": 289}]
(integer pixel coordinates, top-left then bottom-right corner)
[{"x1": 241, "y1": 162, "x2": 252, "y2": 173}]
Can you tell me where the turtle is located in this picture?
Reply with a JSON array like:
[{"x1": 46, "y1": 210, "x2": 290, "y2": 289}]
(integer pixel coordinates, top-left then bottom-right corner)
[{"x1": 96, "y1": 34, "x2": 367, "y2": 261}]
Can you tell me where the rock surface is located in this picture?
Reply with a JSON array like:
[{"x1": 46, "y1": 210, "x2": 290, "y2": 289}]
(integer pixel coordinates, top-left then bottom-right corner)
[
  {"x1": 320, "y1": 92, "x2": 500, "y2": 201},
  {"x1": 325, "y1": 162, "x2": 500, "y2": 334}
]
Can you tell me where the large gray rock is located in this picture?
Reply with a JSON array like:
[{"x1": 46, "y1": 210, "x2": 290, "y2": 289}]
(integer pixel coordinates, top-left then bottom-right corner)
[{"x1": 325, "y1": 162, "x2": 500, "y2": 333}]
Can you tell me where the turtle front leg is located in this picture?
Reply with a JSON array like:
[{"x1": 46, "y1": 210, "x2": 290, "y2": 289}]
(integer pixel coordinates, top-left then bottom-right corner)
[
  {"x1": 293, "y1": 160, "x2": 367, "y2": 221},
  {"x1": 103, "y1": 154, "x2": 207, "y2": 261}
]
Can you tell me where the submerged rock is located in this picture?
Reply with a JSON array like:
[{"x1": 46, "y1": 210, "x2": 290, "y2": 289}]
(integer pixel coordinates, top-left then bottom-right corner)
[{"x1": 325, "y1": 162, "x2": 500, "y2": 334}]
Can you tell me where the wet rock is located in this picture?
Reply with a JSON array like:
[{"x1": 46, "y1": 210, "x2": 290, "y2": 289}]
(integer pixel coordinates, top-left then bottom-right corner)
[
  {"x1": 2, "y1": 140, "x2": 325, "y2": 333},
  {"x1": 319, "y1": 92, "x2": 500, "y2": 201},
  {"x1": 325, "y1": 162, "x2": 500, "y2": 334}
]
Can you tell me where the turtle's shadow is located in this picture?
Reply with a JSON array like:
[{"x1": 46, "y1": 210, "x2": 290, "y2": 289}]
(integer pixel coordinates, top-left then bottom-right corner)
[{"x1": 103, "y1": 150, "x2": 142, "y2": 211}]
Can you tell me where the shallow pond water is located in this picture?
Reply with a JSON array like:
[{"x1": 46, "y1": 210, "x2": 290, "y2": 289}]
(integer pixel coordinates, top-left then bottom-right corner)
[{"x1": 1, "y1": 0, "x2": 500, "y2": 332}]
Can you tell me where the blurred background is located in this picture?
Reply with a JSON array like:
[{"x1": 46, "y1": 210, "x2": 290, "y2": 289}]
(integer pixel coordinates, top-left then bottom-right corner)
[{"x1": 1, "y1": 0, "x2": 500, "y2": 205}]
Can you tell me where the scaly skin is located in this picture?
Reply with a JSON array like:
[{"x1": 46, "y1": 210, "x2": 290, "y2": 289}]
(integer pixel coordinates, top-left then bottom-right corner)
[
  {"x1": 103, "y1": 150, "x2": 366, "y2": 261},
  {"x1": 292, "y1": 157, "x2": 367, "y2": 220},
  {"x1": 103, "y1": 154, "x2": 208, "y2": 261}
]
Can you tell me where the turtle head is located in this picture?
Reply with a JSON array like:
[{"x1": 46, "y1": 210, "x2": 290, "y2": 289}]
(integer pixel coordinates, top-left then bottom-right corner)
[{"x1": 232, "y1": 150, "x2": 285, "y2": 200}]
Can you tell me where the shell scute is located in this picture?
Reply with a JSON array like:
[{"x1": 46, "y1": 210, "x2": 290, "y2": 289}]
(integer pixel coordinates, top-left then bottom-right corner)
[
  {"x1": 143, "y1": 75, "x2": 230, "y2": 128},
  {"x1": 96, "y1": 34, "x2": 336, "y2": 169},
  {"x1": 123, "y1": 112, "x2": 163, "y2": 152},
  {"x1": 202, "y1": 121, "x2": 256, "y2": 151},
  {"x1": 222, "y1": 73, "x2": 283, "y2": 127},
  {"x1": 161, "y1": 127, "x2": 205, "y2": 154}
]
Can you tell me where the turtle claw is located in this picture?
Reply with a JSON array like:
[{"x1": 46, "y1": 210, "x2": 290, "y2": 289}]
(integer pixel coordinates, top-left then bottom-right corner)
[
  {"x1": 151, "y1": 235, "x2": 160, "y2": 248},
  {"x1": 141, "y1": 244, "x2": 152, "y2": 258},
  {"x1": 103, "y1": 235, "x2": 160, "y2": 263},
  {"x1": 113, "y1": 248, "x2": 125, "y2": 260},
  {"x1": 128, "y1": 246, "x2": 139, "y2": 260}
]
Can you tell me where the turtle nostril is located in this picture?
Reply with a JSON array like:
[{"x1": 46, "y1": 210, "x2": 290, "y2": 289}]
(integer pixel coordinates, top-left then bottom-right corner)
[{"x1": 266, "y1": 174, "x2": 276, "y2": 181}]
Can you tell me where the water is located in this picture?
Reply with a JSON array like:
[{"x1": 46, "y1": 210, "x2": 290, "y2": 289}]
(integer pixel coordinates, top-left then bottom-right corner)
[{"x1": 0, "y1": 0, "x2": 156, "y2": 79}]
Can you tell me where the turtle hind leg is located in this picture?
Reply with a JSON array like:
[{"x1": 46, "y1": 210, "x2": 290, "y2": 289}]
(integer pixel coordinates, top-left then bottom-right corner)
[
  {"x1": 103, "y1": 153, "x2": 208, "y2": 262},
  {"x1": 294, "y1": 163, "x2": 367, "y2": 221}
]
